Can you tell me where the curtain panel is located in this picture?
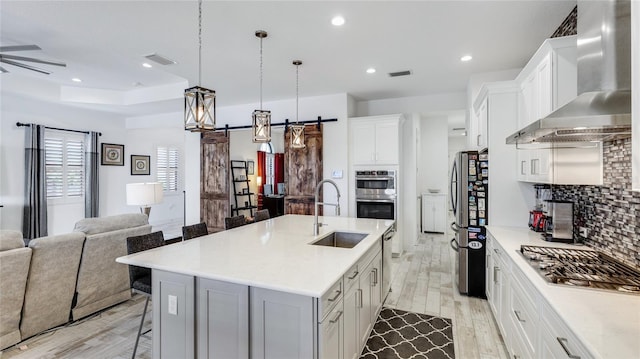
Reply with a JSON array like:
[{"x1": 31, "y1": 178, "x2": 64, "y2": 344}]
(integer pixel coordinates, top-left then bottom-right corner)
[
  {"x1": 23, "y1": 124, "x2": 47, "y2": 240},
  {"x1": 85, "y1": 131, "x2": 100, "y2": 217}
]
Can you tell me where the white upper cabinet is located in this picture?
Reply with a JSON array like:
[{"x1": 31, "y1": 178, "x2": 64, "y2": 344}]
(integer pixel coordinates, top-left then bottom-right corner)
[
  {"x1": 633, "y1": 0, "x2": 639, "y2": 190},
  {"x1": 349, "y1": 115, "x2": 402, "y2": 166},
  {"x1": 517, "y1": 36, "x2": 577, "y2": 129},
  {"x1": 514, "y1": 35, "x2": 602, "y2": 185}
]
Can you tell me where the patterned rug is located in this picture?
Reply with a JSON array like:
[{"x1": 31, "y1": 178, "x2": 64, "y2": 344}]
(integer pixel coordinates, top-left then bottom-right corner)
[{"x1": 360, "y1": 307, "x2": 455, "y2": 359}]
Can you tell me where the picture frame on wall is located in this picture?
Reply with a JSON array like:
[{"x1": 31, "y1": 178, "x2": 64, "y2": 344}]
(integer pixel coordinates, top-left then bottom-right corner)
[
  {"x1": 247, "y1": 160, "x2": 255, "y2": 175},
  {"x1": 101, "y1": 143, "x2": 125, "y2": 166},
  {"x1": 131, "y1": 155, "x2": 150, "y2": 175}
]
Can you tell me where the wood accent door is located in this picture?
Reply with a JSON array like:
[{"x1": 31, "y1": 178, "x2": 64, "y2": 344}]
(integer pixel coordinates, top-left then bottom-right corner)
[
  {"x1": 200, "y1": 132, "x2": 229, "y2": 232},
  {"x1": 284, "y1": 124, "x2": 323, "y2": 215}
]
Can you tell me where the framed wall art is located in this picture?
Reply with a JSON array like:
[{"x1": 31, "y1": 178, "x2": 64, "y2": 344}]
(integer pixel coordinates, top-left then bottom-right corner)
[
  {"x1": 131, "y1": 155, "x2": 150, "y2": 175},
  {"x1": 247, "y1": 160, "x2": 255, "y2": 175},
  {"x1": 101, "y1": 143, "x2": 125, "y2": 166}
]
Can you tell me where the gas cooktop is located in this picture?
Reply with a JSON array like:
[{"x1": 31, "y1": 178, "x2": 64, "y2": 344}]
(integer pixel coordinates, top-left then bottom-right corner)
[{"x1": 520, "y1": 245, "x2": 640, "y2": 295}]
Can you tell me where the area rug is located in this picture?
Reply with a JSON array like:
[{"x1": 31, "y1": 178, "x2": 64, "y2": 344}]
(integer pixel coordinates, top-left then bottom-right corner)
[{"x1": 360, "y1": 307, "x2": 455, "y2": 359}]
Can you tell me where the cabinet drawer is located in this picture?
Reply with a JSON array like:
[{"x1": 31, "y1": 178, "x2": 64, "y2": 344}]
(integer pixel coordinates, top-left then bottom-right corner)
[
  {"x1": 319, "y1": 278, "x2": 343, "y2": 320},
  {"x1": 344, "y1": 262, "x2": 360, "y2": 290},
  {"x1": 540, "y1": 300, "x2": 592, "y2": 359},
  {"x1": 510, "y1": 276, "x2": 538, "y2": 358}
]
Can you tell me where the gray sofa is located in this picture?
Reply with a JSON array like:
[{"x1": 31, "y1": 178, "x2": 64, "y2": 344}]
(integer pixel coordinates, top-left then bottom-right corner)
[
  {"x1": 0, "y1": 213, "x2": 151, "y2": 349},
  {"x1": 0, "y1": 230, "x2": 31, "y2": 349}
]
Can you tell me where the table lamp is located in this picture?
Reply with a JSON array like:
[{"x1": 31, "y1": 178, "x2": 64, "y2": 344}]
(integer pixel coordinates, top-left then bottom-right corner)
[{"x1": 126, "y1": 182, "x2": 164, "y2": 216}]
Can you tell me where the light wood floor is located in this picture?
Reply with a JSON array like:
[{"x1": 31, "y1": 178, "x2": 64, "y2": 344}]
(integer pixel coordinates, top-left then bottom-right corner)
[{"x1": 1, "y1": 233, "x2": 507, "y2": 359}]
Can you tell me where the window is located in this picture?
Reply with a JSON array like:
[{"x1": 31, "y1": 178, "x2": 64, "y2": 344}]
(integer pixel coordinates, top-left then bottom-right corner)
[
  {"x1": 45, "y1": 130, "x2": 85, "y2": 201},
  {"x1": 157, "y1": 146, "x2": 179, "y2": 192}
]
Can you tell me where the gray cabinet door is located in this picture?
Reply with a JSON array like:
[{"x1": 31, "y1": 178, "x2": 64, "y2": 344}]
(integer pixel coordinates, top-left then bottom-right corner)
[
  {"x1": 319, "y1": 299, "x2": 344, "y2": 359},
  {"x1": 370, "y1": 253, "x2": 383, "y2": 322},
  {"x1": 358, "y1": 261, "x2": 374, "y2": 347},
  {"x1": 152, "y1": 269, "x2": 195, "y2": 359},
  {"x1": 343, "y1": 283, "x2": 360, "y2": 359},
  {"x1": 197, "y1": 278, "x2": 249, "y2": 359},
  {"x1": 250, "y1": 287, "x2": 317, "y2": 359}
]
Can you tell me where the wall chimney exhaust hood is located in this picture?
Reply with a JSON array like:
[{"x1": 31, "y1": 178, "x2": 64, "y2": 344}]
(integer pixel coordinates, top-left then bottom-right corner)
[{"x1": 507, "y1": 0, "x2": 631, "y2": 144}]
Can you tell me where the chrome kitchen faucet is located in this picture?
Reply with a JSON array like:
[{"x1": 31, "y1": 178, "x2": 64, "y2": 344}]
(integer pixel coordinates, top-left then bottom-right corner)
[{"x1": 313, "y1": 179, "x2": 341, "y2": 235}]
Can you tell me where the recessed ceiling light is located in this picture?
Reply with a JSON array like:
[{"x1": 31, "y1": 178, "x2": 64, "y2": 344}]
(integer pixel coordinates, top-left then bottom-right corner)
[
  {"x1": 142, "y1": 62, "x2": 152, "y2": 68},
  {"x1": 331, "y1": 15, "x2": 345, "y2": 26},
  {"x1": 71, "y1": 78, "x2": 82, "y2": 83},
  {"x1": 460, "y1": 55, "x2": 473, "y2": 62},
  {"x1": 366, "y1": 68, "x2": 376, "y2": 74}
]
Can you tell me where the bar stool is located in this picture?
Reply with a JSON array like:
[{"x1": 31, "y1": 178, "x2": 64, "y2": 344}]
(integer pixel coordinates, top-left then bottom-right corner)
[
  {"x1": 182, "y1": 222, "x2": 208, "y2": 240},
  {"x1": 254, "y1": 209, "x2": 271, "y2": 222},
  {"x1": 126, "y1": 231, "x2": 164, "y2": 359},
  {"x1": 224, "y1": 215, "x2": 246, "y2": 230}
]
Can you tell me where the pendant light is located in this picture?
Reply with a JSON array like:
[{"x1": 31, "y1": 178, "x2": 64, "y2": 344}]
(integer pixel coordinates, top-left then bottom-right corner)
[
  {"x1": 290, "y1": 60, "x2": 306, "y2": 149},
  {"x1": 252, "y1": 30, "x2": 271, "y2": 143},
  {"x1": 184, "y1": 0, "x2": 216, "y2": 132}
]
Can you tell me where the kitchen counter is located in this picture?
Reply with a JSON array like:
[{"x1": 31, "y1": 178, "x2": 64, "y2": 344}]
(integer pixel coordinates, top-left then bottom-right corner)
[
  {"x1": 117, "y1": 214, "x2": 393, "y2": 298},
  {"x1": 487, "y1": 225, "x2": 640, "y2": 359}
]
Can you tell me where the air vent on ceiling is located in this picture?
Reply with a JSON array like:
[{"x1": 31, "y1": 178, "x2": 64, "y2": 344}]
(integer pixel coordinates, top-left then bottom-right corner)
[
  {"x1": 388, "y1": 70, "x2": 412, "y2": 77},
  {"x1": 144, "y1": 53, "x2": 176, "y2": 66}
]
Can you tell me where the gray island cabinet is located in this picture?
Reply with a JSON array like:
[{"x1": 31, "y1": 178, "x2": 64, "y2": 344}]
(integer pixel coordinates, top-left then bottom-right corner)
[{"x1": 117, "y1": 215, "x2": 392, "y2": 359}]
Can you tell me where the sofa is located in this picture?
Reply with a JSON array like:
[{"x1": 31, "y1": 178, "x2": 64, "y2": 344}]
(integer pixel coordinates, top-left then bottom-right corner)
[
  {"x1": 0, "y1": 213, "x2": 151, "y2": 349},
  {"x1": 0, "y1": 230, "x2": 31, "y2": 349}
]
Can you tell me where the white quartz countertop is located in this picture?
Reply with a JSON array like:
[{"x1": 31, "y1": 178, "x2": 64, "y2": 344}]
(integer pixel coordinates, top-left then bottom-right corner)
[
  {"x1": 117, "y1": 215, "x2": 393, "y2": 298},
  {"x1": 486, "y1": 225, "x2": 640, "y2": 359}
]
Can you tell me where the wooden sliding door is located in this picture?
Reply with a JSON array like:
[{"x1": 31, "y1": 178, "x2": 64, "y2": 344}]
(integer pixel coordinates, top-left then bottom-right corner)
[
  {"x1": 200, "y1": 132, "x2": 229, "y2": 232},
  {"x1": 284, "y1": 124, "x2": 323, "y2": 215}
]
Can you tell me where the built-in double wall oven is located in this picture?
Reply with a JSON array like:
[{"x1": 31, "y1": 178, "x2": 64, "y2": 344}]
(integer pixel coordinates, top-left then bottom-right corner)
[{"x1": 355, "y1": 170, "x2": 396, "y2": 220}]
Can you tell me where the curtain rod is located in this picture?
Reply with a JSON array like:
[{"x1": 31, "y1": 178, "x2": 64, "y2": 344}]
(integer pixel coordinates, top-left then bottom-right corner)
[
  {"x1": 16, "y1": 122, "x2": 103, "y2": 136},
  {"x1": 215, "y1": 116, "x2": 338, "y2": 136}
]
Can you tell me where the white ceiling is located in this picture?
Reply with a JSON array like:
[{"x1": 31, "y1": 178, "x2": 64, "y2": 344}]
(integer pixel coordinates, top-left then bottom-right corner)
[{"x1": 0, "y1": 0, "x2": 576, "y2": 117}]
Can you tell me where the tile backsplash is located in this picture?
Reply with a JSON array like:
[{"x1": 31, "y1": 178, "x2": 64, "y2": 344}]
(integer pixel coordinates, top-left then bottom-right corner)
[{"x1": 552, "y1": 138, "x2": 640, "y2": 268}]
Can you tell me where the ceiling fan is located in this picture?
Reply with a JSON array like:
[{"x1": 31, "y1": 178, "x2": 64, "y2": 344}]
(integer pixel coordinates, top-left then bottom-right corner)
[{"x1": 0, "y1": 44, "x2": 66, "y2": 75}]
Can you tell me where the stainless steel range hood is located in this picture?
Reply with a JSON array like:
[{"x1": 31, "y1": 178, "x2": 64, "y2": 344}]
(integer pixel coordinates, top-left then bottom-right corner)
[{"x1": 507, "y1": 0, "x2": 631, "y2": 144}]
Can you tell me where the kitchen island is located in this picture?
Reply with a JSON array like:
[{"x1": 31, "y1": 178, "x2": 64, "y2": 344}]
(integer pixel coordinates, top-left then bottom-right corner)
[
  {"x1": 117, "y1": 214, "x2": 394, "y2": 359},
  {"x1": 486, "y1": 226, "x2": 640, "y2": 359}
]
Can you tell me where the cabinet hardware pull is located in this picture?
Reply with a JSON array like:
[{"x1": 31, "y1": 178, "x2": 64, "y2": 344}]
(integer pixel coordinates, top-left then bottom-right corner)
[
  {"x1": 514, "y1": 310, "x2": 526, "y2": 323},
  {"x1": 494, "y1": 248, "x2": 499, "y2": 254},
  {"x1": 348, "y1": 270, "x2": 359, "y2": 280},
  {"x1": 557, "y1": 337, "x2": 581, "y2": 359},
  {"x1": 373, "y1": 268, "x2": 378, "y2": 286},
  {"x1": 493, "y1": 266, "x2": 500, "y2": 284},
  {"x1": 357, "y1": 289, "x2": 363, "y2": 308},
  {"x1": 486, "y1": 255, "x2": 489, "y2": 269},
  {"x1": 329, "y1": 310, "x2": 343, "y2": 323},
  {"x1": 477, "y1": 134, "x2": 481, "y2": 146},
  {"x1": 521, "y1": 161, "x2": 526, "y2": 175},
  {"x1": 327, "y1": 290, "x2": 341, "y2": 302}
]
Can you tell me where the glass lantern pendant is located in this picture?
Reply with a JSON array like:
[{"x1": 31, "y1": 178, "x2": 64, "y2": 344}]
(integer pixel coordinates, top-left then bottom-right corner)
[
  {"x1": 252, "y1": 30, "x2": 271, "y2": 143},
  {"x1": 290, "y1": 60, "x2": 306, "y2": 148},
  {"x1": 252, "y1": 109, "x2": 271, "y2": 142},
  {"x1": 185, "y1": 86, "x2": 216, "y2": 131},
  {"x1": 290, "y1": 124, "x2": 306, "y2": 148},
  {"x1": 184, "y1": 0, "x2": 215, "y2": 132}
]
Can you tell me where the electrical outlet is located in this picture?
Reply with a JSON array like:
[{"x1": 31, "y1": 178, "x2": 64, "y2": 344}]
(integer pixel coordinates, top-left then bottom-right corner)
[
  {"x1": 579, "y1": 227, "x2": 589, "y2": 238},
  {"x1": 168, "y1": 295, "x2": 178, "y2": 316}
]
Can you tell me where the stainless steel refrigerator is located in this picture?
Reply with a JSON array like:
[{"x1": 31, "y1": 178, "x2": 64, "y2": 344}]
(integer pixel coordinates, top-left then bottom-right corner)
[{"x1": 449, "y1": 151, "x2": 488, "y2": 298}]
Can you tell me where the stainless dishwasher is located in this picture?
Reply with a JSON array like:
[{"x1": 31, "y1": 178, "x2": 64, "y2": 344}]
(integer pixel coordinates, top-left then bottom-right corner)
[{"x1": 382, "y1": 222, "x2": 396, "y2": 299}]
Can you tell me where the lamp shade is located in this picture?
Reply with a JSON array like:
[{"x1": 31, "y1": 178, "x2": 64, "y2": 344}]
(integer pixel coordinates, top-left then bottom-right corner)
[{"x1": 126, "y1": 182, "x2": 164, "y2": 206}]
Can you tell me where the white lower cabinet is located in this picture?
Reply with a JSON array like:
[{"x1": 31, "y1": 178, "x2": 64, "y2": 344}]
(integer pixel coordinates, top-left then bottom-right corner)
[
  {"x1": 485, "y1": 234, "x2": 592, "y2": 359},
  {"x1": 539, "y1": 300, "x2": 592, "y2": 359}
]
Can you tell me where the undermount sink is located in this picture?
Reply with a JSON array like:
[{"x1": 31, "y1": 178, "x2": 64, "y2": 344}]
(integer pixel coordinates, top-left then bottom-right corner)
[{"x1": 311, "y1": 231, "x2": 368, "y2": 249}]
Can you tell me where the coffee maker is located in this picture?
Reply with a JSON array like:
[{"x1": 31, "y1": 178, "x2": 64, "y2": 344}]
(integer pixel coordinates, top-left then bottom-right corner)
[
  {"x1": 542, "y1": 200, "x2": 574, "y2": 243},
  {"x1": 529, "y1": 185, "x2": 551, "y2": 232}
]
